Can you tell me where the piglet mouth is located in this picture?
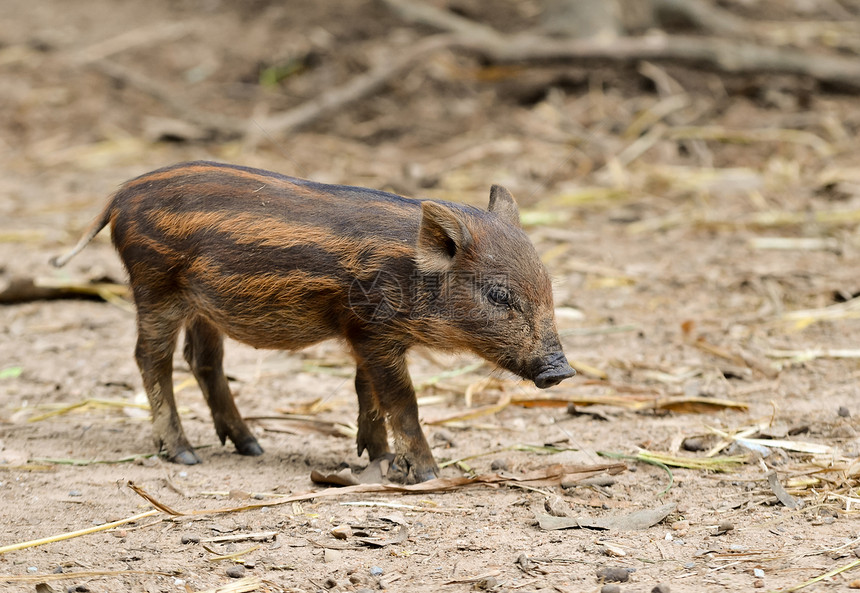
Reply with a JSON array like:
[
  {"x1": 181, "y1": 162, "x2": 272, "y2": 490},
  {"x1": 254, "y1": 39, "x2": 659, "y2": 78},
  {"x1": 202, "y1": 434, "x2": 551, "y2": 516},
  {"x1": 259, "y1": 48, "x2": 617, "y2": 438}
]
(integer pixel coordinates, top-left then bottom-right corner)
[{"x1": 532, "y1": 352, "x2": 576, "y2": 389}]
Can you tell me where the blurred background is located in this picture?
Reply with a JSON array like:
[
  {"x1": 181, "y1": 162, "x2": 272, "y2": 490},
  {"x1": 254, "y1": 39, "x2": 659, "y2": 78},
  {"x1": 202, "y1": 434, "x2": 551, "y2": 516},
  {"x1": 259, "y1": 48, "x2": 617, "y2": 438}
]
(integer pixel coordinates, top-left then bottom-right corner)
[
  {"x1": 3, "y1": 0, "x2": 859, "y2": 222},
  {"x1": 3, "y1": 3, "x2": 860, "y2": 589}
]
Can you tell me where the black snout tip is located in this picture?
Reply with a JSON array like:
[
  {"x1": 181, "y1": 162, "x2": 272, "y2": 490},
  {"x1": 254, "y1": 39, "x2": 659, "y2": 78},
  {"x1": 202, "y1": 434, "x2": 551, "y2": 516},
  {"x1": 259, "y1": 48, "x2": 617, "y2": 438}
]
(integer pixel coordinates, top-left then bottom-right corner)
[{"x1": 533, "y1": 359, "x2": 576, "y2": 389}]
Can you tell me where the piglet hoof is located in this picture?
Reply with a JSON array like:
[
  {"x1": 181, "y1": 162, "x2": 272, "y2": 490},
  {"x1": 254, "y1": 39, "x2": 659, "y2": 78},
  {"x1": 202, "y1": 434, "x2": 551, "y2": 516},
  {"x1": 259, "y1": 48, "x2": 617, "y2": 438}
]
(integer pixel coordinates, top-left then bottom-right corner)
[
  {"x1": 170, "y1": 448, "x2": 202, "y2": 465},
  {"x1": 388, "y1": 455, "x2": 439, "y2": 483},
  {"x1": 235, "y1": 437, "x2": 264, "y2": 457}
]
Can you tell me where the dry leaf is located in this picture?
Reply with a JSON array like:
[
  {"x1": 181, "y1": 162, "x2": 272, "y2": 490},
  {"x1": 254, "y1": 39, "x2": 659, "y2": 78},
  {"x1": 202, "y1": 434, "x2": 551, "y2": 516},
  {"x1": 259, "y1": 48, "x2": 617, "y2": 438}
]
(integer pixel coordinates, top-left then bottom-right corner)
[
  {"x1": 766, "y1": 471, "x2": 800, "y2": 509},
  {"x1": 310, "y1": 467, "x2": 360, "y2": 487},
  {"x1": 736, "y1": 437, "x2": 832, "y2": 455},
  {"x1": 652, "y1": 396, "x2": 749, "y2": 413},
  {"x1": 424, "y1": 398, "x2": 511, "y2": 425}
]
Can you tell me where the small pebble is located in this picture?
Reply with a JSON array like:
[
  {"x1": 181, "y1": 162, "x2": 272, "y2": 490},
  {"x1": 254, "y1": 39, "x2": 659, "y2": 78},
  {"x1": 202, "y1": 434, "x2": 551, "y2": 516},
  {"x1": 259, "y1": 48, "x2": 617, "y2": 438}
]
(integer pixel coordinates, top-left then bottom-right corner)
[
  {"x1": 331, "y1": 524, "x2": 352, "y2": 540},
  {"x1": 324, "y1": 548, "x2": 342, "y2": 563},
  {"x1": 652, "y1": 584, "x2": 670, "y2": 593},
  {"x1": 226, "y1": 565, "x2": 246, "y2": 578},
  {"x1": 173, "y1": 578, "x2": 186, "y2": 586},
  {"x1": 838, "y1": 406, "x2": 851, "y2": 418},
  {"x1": 324, "y1": 577, "x2": 338, "y2": 589},
  {"x1": 545, "y1": 495, "x2": 572, "y2": 518},
  {"x1": 682, "y1": 437, "x2": 707, "y2": 452},
  {"x1": 596, "y1": 567, "x2": 630, "y2": 583},
  {"x1": 600, "y1": 585, "x2": 621, "y2": 593},
  {"x1": 178, "y1": 471, "x2": 188, "y2": 478},
  {"x1": 753, "y1": 579, "x2": 764, "y2": 588},
  {"x1": 66, "y1": 586, "x2": 89, "y2": 593},
  {"x1": 490, "y1": 458, "x2": 509, "y2": 471},
  {"x1": 370, "y1": 566, "x2": 384, "y2": 577},
  {"x1": 754, "y1": 568, "x2": 765, "y2": 578},
  {"x1": 243, "y1": 560, "x2": 256, "y2": 569},
  {"x1": 848, "y1": 578, "x2": 860, "y2": 588},
  {"x1": 53, "y1": 566, "x2": 64, "y2": 574},
  {"x1": 27, "y1": 566, "x2": 38, "y2": 573},
  {"x1": 253, "y1": 493, "x2": 265, "y2": 500},
  {"x1": 180, "y1": 534, "x2": 200, "y2": 544},
  {"x1": 68, "y1": 490, "x2": 82, "y2": 497},
  {"x1": 599, "y1": 542, "x2": 626, "y2": 557},
  {"x1": 475, "y1": 577, "x2": 498, "y2": 590},
  {"x1": 356, "y1": 589, "x2": 374, "y2": 593},
  {"x1": 716, "y1": 520, "x2": 734, "y2": 534}
]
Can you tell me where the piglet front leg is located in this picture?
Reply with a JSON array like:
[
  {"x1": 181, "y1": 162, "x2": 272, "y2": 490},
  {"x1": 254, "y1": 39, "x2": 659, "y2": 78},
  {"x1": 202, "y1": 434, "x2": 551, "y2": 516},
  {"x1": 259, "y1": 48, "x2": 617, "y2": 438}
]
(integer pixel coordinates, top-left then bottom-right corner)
[{"x1": 350, "y1": 339, "x2": 439, "y2": 483}]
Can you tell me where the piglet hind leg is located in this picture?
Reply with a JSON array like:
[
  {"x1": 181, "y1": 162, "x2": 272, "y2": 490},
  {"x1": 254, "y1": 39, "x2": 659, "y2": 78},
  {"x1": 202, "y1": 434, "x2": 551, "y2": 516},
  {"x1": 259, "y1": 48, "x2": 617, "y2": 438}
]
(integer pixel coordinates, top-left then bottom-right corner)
[
  {"x1": 351, "y1": 340, "x2": 439, "y2": 482},
  {"x1": 355, "y1": 363, "x2": 390, "y2": 461},
  {"x1": 183, "y1": 316, "x2": 263, "y2": 457},
  {"x1": 135, "y1": 314, "x2": 200, "y2": 465}
]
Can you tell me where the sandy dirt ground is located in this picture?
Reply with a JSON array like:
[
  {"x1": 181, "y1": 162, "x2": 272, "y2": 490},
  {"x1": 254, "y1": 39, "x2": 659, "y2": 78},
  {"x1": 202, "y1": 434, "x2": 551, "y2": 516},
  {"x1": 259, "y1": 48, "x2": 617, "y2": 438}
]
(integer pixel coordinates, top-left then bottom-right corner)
[{"x1": 3, "y1": 1, "x2": 860, "y2": 592}]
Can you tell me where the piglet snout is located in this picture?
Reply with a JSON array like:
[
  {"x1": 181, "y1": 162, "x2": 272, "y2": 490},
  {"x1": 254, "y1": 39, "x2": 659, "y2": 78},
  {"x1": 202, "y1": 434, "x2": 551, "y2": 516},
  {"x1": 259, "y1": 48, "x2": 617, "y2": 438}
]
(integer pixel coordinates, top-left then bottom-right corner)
[{"x1": 533, "y1": 352, "x2": 576, "y2": 388}]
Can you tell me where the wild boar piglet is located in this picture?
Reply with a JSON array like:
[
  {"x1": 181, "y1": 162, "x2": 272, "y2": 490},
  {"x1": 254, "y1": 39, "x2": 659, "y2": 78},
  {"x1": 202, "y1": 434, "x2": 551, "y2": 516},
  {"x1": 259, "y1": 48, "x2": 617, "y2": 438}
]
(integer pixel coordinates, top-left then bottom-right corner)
[{"x1": 52, "y1": 161, "x2": 576, "y2": 481}]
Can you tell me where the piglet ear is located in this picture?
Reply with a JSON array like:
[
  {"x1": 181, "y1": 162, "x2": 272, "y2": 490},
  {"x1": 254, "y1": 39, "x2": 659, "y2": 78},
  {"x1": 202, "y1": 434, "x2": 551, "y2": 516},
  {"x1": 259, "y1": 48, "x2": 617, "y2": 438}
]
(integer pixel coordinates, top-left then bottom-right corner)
[
  {"x1": 416, "y1": 201, "x2": 473, "y2": 273},
  {"x1": 487, "y1": 185, "x2": 521, "y2": 228}
]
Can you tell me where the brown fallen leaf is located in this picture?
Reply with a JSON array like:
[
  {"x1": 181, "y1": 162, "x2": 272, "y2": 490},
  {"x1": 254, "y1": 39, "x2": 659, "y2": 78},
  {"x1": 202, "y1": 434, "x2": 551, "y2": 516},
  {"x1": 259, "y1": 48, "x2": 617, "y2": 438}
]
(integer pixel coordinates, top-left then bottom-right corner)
[
  {"x1": 310, "y1": 467, "x2": 360, "y2": 487},
  {"x1": 424, "y1": 400, "x2": 511, "y2": 425},
  {"x1": 511, "y1": 394, "x2": 655, "y2": 410},
  {"x1": 310, "y1": 456, "x2": 391, "y2": 486},
  {"x1": 127, "y1": 481, "x2": 183, "y2": 515},
  {"x1": 0, "y1": 275, "x2": 130, "y2": 305},
  {"x1": 536, "y1": 502, "x2": 677, "y2": 531},
  {"x1": 379, "y1": 511, "x2": 408, "y2": 525},
  {"x1": 651, "y1": 396, "x2": 749, "y2": 413}
]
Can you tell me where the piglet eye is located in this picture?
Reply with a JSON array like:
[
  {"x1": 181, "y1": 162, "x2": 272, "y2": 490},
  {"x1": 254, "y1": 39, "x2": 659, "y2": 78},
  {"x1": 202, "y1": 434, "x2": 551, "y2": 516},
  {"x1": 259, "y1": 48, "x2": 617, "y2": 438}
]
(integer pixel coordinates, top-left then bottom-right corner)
[{"x1": 487, "y1": 285, "x2": 511, "y2": 307}]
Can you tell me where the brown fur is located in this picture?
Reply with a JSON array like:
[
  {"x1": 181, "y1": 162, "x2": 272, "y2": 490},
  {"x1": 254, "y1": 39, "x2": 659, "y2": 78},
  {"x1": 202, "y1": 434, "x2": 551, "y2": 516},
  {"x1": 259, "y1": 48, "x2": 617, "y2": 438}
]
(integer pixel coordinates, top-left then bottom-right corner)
[{"x1": 52, "y1": 161, "x2": 575, "y2": 481}]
